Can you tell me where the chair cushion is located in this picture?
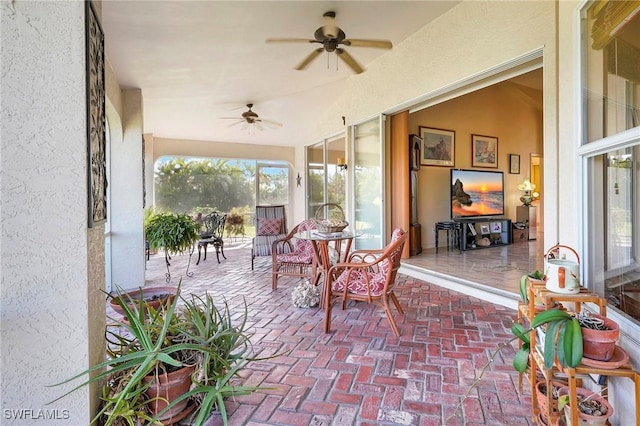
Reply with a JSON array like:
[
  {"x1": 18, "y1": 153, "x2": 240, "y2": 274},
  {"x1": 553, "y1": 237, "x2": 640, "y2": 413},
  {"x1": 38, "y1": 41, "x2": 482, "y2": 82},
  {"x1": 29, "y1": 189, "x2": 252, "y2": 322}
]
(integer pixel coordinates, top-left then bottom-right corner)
[
  {"x1": 332, "y1": 269, "x2": 386, "y2": 296},
  {"x1": 257, "y1": 218, "x2": 283, "y2": 235}
]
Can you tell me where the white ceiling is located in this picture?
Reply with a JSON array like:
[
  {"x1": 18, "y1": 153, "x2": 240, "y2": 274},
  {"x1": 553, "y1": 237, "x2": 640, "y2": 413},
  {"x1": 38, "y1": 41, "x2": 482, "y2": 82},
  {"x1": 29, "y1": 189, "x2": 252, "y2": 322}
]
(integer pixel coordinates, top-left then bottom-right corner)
[{"x1": 101, "y1": 1, "x2": 461, "y2": 146}]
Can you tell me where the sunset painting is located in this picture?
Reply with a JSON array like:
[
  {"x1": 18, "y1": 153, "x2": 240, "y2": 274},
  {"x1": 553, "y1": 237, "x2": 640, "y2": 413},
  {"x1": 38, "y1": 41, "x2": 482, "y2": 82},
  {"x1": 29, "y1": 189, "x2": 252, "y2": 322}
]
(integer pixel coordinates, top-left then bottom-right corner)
[{"x1": 451, "y1": 170, "x2": 504, "y2": 217}]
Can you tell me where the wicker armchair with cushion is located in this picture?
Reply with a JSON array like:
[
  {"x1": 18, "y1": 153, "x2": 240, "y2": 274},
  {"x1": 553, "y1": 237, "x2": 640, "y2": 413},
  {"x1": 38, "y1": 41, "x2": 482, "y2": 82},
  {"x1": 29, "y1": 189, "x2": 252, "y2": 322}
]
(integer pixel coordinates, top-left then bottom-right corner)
[
  {"x1": 323, "y1": 228, "x2": 408, "y2": 336},
  {"x1": 251, "y1": 205, "x2": 287, "y2": 270},
  {"x1": 271, "y1": 219, "x2": 321, "y2": 290}
]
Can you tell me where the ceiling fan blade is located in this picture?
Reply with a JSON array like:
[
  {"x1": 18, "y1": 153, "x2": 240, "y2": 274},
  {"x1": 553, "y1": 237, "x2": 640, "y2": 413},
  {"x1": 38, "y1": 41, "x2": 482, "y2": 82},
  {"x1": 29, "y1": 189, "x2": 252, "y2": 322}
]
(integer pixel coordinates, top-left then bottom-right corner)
[
  {"x1": 260, "y1": 119, "x2": 283, "y2": 128},
  {"x1": 296, "y1": 48, "x2": 324, "y2": 70},
  {"x1": 266, "y1": 38, "x2": 317, "y2": 44},
  {"x1": 343, "y1": 39, "x2": 393, "y2": 49},
  {"x1": 220, "y1": 116, "x2": 241, "y2": 120},
  {"x1": 226, "y1": 120, "x2": 243, "y2": 128},
  {"x1": 335, "y1": 48, "x2": 364, "y2": 74}
]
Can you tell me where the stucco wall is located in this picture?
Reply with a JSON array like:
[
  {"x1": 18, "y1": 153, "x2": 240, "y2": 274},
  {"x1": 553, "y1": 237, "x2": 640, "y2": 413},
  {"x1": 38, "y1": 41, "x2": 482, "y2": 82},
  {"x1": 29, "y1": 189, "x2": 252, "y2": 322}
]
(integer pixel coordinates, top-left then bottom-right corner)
[
  {"x1": 109, "y1": 90, "x2": 145, "y2": 290},
  {"x1": 1, "y1": 1, "x2": 100, "y2": 423}
]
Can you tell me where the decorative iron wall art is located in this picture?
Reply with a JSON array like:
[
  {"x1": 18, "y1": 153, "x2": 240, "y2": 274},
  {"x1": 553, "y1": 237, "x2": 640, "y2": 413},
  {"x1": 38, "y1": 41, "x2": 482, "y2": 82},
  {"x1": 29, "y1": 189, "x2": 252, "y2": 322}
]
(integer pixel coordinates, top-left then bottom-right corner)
[{"x1": 86, "y1": 1, "x2": 107, "y2": 227}]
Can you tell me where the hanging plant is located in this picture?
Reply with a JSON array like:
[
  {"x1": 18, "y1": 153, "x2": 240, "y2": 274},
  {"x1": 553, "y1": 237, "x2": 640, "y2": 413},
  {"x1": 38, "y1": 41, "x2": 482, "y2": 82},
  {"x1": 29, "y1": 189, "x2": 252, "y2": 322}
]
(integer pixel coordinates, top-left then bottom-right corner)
[{"x1": 145, "y1": 213, "x2": 200, "y2": 255}]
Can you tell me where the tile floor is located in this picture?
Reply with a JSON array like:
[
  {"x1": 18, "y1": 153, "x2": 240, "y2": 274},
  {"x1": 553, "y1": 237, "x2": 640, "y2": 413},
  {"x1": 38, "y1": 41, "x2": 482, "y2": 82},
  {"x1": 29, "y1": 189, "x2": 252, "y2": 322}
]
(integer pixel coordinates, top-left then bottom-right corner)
[{"x1": 128, "y1": 237, "x2": 537, "y2": 425}]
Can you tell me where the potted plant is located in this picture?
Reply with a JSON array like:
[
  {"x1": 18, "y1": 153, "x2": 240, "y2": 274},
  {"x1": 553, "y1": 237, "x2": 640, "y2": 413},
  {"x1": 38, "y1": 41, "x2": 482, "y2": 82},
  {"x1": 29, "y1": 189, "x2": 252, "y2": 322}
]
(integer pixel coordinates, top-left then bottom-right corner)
[
  {"x1": 49, "y1": 284, "x2": 268, "y2": 426},
  {"x1": 108, "y1": 285, "x2": 178, "y2": 316},
  {"x1": 558, "y1": 386, "x2": 614, "y2": 426},
  {"x1": 145, "y1": 212, "x2": 201, "y2": 281},
  {"x1": 574, "y1": 312, "x2": 620, "y2": 362},
  {"x1": 535, "y1": 380, "x2": 567, "y2": 423}
]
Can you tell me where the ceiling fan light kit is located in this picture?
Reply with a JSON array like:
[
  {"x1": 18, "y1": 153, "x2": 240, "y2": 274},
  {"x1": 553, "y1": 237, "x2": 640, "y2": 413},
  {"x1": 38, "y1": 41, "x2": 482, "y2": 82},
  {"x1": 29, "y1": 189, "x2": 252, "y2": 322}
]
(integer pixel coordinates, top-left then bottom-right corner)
[{"x1": 266, "y1": 11, "x2": 392, "y2": 74}]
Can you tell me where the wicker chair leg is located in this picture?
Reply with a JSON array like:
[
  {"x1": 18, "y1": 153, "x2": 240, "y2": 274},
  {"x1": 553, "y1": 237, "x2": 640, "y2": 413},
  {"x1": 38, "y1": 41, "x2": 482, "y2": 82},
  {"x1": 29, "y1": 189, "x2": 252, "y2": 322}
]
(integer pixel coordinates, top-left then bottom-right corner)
[
  {"x1": 383, "y1": 304, "x2": 401, "y2": 337},
  {"x1": 389, "y1": 293, "x2": 404, "y2": 315}
]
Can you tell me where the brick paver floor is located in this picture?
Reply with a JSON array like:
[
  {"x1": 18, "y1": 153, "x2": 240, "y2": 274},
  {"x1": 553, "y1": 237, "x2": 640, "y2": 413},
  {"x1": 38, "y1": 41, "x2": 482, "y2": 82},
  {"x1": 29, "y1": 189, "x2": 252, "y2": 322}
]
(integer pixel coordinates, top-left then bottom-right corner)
[{"x1": 132, "y1": 238, "x2": 533, "y2": 426}]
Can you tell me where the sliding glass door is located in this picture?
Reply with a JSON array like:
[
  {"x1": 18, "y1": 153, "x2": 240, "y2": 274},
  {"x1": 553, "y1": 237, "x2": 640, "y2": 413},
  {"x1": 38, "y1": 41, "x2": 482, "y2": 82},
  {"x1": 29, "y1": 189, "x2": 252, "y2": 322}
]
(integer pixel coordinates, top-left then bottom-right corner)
[
  {"x1": 353, "y1": 117, "x2": 384, "y2": 249},
  {"x1": 306, "y1": 136, "x2": 346, "y2": 218}
]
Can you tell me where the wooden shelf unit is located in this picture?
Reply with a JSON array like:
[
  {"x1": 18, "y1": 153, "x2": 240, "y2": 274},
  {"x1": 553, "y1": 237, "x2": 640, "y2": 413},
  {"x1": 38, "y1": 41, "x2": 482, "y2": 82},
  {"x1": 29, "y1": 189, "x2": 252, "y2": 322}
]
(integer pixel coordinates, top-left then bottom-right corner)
[
  {"x1": 517, "y1": 279, "x2": 640, "y2": 425},
  {"x1": 456, "y1": 217, "x2": 512, "y2": 251}
]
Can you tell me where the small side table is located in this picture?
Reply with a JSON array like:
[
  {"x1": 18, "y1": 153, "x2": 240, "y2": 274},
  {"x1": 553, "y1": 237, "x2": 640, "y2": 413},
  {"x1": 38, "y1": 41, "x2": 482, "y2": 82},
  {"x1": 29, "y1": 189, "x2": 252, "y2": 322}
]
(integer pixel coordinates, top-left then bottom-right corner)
[{"x1": 435, "y1": 221, "x2": 462, "y2": 253}]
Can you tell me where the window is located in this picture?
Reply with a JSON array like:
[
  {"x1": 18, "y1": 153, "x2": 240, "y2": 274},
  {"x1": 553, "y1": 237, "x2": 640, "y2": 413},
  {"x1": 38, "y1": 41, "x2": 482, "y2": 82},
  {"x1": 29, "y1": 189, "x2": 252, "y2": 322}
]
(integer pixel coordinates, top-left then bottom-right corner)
[{"x1": 582, "y1": 1, "x2": 640, "y2": 322}]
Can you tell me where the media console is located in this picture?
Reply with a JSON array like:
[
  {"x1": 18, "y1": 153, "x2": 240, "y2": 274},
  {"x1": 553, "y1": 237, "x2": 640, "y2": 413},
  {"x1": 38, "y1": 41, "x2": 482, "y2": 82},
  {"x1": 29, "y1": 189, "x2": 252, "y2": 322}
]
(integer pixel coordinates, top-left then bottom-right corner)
[{"x1": 455, "y1": 217, "x2": 512, "y2": 251}]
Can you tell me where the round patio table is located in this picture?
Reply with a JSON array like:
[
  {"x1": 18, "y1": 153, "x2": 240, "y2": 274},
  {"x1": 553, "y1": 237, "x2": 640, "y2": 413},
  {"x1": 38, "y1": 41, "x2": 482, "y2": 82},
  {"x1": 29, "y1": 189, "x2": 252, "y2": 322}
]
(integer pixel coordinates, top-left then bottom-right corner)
[{"x1": 293, "y1": 230, "x2": 356, "y2": 308}]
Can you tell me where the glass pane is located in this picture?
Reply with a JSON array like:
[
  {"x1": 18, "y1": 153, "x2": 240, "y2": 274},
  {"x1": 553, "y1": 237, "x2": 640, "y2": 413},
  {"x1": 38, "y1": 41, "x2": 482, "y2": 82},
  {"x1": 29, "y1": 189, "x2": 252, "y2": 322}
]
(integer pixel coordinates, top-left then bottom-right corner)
[
  {"x1": 257, "y1": 164, "x2": 289, "y2": 206},
  {"x1": 354, "y1": 118, "x2": 383, "y2": 249},
  {"x1": 307, "y1": 142, "x2": 325, "y2": 218},
  {"x1": 326, "y1": 136, "x2": 346, "y2": 207},
  {"x1": 587, "y1": 145, "x2": 640, "y2": 323},
  {"x1": 582, "y1": 1, "x2": 640, "y2": 144}
]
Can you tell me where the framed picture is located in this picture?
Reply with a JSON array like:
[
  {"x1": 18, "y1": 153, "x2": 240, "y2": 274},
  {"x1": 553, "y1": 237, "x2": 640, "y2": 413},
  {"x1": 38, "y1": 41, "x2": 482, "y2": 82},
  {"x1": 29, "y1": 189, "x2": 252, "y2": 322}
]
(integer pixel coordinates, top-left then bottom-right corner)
[
  {"x1": 86, "y1": 1, "x2": 107, "y2": 227},
  {"x1": 480, "y1": 224, "x2": 490, "y2": 235},
  {"x1": 471, "y1": 134, "x2": 498, "y2": 168},
  {"x1": 491, "y1": 222, "x2": 502, "y2": 233},
  {"x1": 419, "y1": 126, "x2": 455, "y2": 167},
  {"x1": 509, "y1": 154, "x2": 520, "y2": 174}
]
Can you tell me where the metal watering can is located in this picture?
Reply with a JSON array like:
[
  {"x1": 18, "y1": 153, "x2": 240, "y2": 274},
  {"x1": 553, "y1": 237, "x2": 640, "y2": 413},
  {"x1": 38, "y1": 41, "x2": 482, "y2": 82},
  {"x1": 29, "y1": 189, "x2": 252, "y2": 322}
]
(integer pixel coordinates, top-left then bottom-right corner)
[{"x1": 544, "y1": 244, "x2": 580, "y2": 294}]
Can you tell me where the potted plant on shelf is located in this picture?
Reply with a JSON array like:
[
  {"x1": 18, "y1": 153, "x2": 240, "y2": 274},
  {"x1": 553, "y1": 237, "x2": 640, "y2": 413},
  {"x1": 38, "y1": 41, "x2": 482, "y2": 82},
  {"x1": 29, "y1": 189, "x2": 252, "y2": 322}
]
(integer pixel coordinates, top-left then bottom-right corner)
[
  {"x1": 145, "y1": 212, "x2": 201, "y2": 281},
  {"x1": 49, "y1": 284, "x2": 269, "y2": 426},
  {"x1": 558, "y1": 386, "x2": 614, "y2": 426}
]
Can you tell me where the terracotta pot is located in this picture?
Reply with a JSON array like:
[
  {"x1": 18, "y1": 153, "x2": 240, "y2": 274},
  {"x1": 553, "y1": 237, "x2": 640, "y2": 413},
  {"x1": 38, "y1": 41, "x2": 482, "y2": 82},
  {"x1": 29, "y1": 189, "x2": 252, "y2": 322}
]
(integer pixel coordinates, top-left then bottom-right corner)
[
  {"x1": 536, "y1": 380, "x2": 567, "y2": 423},
  {"x1": 581, "y1": 314, "x2": 619, "y2": 362},
  {"x1": 143, "y1": 364, "x2": 195, "y2": 422},
  {"x1": 109, "y1": 286, "x2": 177, "y2": 316},
  {"x1": 558, "y1": 386, "x2": 613, "y2": 426}
]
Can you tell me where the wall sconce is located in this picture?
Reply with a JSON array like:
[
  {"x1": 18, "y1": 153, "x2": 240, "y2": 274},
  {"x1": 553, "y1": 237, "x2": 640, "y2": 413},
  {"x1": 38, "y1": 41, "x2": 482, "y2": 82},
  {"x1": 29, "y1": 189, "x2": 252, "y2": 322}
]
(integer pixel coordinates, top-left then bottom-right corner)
[{"x1": 337, "y1": 157, "x2": 347, "y2": 171}]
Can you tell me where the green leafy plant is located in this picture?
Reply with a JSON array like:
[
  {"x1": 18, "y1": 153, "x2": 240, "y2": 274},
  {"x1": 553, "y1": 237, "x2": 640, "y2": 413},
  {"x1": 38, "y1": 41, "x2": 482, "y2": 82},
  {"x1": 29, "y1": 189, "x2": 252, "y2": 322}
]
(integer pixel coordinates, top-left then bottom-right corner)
[
  {"x1": 145, "y1": 213, "x2": 200, "y2": 280},
  {"x1": 511, "y1": 308, "x2": 583, "y2": 372},
  {"x1": 145, "y1": 212, "x2": 200, "y2": 255},
  {"x1": 49, "y1": 284, "x2": 271, "y2": 426},
  {"x1": 529, "y1": 270, "x2": 546, "y2": 280}
]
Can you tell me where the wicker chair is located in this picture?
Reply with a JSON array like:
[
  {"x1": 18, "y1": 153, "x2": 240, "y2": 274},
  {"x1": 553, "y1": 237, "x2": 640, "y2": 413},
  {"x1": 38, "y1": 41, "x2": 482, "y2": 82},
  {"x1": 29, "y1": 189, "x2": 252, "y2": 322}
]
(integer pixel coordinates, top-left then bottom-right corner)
[
  {"x1": 323, "y1": 228, "x2": 408, "y2": 336},
  {"x1": 251, "y1": 205, "x2": 287, "y2": 270},
  {"x1": 271, "y1": 219, "x2": 321, "y2": 290}
]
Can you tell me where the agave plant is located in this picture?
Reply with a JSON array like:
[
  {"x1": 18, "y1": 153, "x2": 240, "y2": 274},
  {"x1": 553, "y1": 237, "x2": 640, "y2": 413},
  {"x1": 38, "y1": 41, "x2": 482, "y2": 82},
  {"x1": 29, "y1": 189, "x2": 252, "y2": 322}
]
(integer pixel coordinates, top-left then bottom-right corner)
[{"x1": 49, "y1": 284, "x2": 270, "y2": 426}]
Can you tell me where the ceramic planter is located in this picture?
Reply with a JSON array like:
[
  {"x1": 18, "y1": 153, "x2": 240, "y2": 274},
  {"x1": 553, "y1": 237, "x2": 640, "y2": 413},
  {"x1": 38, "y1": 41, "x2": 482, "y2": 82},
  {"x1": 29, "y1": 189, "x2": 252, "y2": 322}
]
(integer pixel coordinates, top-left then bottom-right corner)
[
  {"x1": 536, "y1": 380, "x2": 567, "y2": 423},
  {"x1": 143, "y1": 364, "x2": 195, "y2": 422},
  {"x1": 109, "y1": 286, "x2": 178, "y2": 316},
  {"x1": 558, "y1": 386, "x2": 613, "y2": 426},
  {"x1": 581, "y1": 314, "x2": 619, "y2": 362}
]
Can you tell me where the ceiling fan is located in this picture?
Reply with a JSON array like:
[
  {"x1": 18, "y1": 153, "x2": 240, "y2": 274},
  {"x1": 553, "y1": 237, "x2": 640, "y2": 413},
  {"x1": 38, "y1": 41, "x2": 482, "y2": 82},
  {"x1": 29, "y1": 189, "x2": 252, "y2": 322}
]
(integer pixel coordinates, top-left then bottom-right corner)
[
  {"x1": 266, "y1": 11, "x2": 392, "y2": 74},
  {"x1": 220, "y1": 104, "x2": 282, "y2": 132}
]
